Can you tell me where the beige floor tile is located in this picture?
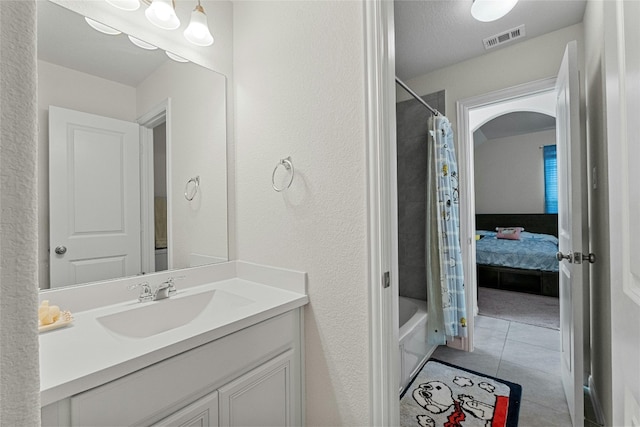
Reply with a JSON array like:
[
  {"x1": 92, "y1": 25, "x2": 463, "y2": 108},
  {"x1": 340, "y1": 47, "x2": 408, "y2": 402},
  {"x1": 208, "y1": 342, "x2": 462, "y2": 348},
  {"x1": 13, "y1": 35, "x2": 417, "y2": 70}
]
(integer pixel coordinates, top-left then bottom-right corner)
[
  {"x1": 507, "y1": 321, "x2": 560, "y2": 352},
  {"x1": 501, "y1": 339, "x2": 561, "y2": 376},
  {"x1": 517, "y1": 398, "x2": 573, "y2": 427},
  {"x1": 475, "y1": 315, "x2": 510, "y2": 332},
  {"x1": 497, "y1": 360, "x2": 569, "y2": 415}
]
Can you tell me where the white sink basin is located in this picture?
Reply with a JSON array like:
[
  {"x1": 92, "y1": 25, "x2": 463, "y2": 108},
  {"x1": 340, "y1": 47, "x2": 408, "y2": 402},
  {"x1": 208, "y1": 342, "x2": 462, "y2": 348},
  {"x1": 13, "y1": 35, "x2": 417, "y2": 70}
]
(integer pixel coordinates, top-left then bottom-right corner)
[{"x1": 97, "y1": 290, "x2": 254, "y2": 339}]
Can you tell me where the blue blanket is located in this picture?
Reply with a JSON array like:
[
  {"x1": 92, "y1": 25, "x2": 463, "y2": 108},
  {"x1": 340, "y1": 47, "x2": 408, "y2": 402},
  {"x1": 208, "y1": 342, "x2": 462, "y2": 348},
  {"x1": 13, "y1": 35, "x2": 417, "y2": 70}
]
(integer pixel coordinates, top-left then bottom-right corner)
[{"x1": 476, "y1": 230, "x2": 559, "y2": 272}]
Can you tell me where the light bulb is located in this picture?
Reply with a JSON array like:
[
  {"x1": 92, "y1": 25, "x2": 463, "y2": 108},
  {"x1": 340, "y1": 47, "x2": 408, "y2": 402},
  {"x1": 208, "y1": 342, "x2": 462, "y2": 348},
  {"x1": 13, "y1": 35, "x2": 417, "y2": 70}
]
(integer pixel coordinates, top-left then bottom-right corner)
[
  {"x1": 145, "y1": 0, "x2": 180, "y2": 30},
  {"x1": 85, "y1": 18, "x2": 121, "y2": 35},
  {"x1": 184, "y1": 4, "x2": 214, "y2": 46},
  {"x1": 105, "y1": 0, "x2": 140, "y2": 11},
  {"x1": 471, "y1": 0, "x2": 519, "y2": 22}
]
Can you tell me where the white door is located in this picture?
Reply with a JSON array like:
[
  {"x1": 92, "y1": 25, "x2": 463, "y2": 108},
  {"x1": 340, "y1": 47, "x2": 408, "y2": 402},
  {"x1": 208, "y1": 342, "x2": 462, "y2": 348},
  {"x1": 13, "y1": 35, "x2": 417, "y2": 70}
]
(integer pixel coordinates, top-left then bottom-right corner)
[
  {"x1": 49, "y1": 106, "x2": 141, "y2": 288},
  {"x1": 555, "y1": 41, "x2": 587, "y2": 426},
  {"x1": 604, "y1": 1, "x2": 640, "y2": 424}
]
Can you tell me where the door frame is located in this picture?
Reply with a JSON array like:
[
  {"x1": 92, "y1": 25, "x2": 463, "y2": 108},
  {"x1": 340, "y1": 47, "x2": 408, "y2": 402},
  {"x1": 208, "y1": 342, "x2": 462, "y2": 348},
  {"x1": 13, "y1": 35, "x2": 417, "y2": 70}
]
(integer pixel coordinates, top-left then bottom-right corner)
[
  {"x1": 455, "y1": 77, "x2": 557, "y2": 351},
  {"x1": 138, "y1": 99, "x2": 172, "y2": 273},
  {"x1": 364, "y1": 0, "x2": 400, "y2": 424}
]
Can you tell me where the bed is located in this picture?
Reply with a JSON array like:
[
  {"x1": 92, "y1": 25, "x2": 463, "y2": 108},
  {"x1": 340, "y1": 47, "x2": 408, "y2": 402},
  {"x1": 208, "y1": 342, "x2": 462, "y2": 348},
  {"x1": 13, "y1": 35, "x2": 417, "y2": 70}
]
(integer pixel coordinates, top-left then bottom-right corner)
[{"x1": 475, "y1": 213, "x2": 559, "y2": 297}]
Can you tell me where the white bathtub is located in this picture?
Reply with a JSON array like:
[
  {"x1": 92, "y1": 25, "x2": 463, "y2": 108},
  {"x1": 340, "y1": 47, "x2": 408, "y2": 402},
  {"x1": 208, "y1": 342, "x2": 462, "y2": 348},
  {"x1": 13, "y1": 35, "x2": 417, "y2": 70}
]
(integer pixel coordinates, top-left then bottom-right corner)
[{"x1": 398, "y1": 296, "x2": 436, "y2": 394}]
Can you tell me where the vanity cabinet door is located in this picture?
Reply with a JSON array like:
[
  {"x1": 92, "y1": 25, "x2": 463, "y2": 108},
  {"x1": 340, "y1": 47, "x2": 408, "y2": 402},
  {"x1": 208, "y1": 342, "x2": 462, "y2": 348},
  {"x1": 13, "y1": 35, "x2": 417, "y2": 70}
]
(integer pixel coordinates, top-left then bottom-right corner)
[
  {"x1": 152, "y1": 391, "x2": 218, "y2": 427},
  {"x1": 218, "y1": 350, "x2": 293, "y2": 427}
]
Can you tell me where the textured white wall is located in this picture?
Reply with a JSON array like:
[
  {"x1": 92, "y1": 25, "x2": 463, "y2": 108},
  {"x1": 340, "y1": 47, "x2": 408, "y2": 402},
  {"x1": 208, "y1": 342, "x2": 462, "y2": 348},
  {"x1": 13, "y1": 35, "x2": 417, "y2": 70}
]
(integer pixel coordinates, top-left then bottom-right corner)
[
  {"x1": 399, "y1": 23, "x2": 584, "y2": 135},
  {"x1": 37, "y1": 60, "x2": 138, "y2": 289},
  {"x1": 137, "y1": 61, "x2": 228, "y2": 268},
  {"x1": 474, "y1": 129, "x2": 555, "y2": 214},
  {"x1": 0, "y1": 0, "x2": 41, "y2": 423},
  {"x1": 233, "y1": 1, "x2": 370, "y2": 425}
]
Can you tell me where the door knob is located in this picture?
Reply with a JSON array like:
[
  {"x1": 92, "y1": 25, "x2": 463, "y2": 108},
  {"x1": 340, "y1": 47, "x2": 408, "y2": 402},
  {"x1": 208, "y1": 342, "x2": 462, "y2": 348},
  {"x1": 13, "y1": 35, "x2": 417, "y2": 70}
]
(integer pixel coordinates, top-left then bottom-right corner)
[
  {"x1": 556, "y1": 251, "x2": 572, "y2": 262},
  {"x1": 54, "y1": 245, "x2": 67, "y2": 255},
  {"x1": 575, "y1": 252, "x2": 596, "y2": 264}
]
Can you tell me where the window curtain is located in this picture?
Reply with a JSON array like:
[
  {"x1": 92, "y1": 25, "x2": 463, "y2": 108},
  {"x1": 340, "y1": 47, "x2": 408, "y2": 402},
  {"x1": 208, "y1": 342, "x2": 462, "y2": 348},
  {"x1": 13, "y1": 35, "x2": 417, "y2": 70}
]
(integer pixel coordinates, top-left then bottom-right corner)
[
  {"x1": 543, "y1": 144, "x2": 558, "y2": 214},
  {"x1": 0, "y1": 1, "x2": 41, "y2": 424},
  {"x1": 426, "y1": 115, "x2": 467, "y2": 345}
]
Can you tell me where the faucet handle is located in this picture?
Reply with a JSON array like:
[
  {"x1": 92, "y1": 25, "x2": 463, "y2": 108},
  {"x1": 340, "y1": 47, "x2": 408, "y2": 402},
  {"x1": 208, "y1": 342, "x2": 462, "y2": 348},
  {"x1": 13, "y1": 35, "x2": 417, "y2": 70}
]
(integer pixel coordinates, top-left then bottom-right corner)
[
  {"x1": 164, "y1": 276, "x2": 185, "y2": 296},
  {"x1": 128, "y1": 282, "x2": 153, "y2": 302}
]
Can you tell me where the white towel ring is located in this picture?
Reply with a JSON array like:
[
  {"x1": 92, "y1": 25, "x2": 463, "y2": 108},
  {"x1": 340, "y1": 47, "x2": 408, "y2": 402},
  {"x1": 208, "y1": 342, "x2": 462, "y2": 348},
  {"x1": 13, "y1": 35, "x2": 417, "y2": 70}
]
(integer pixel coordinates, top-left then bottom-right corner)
[
  {"x1": 184, "y1": 176, "x2": 200, "y2": 201},
  {"x1": 272, "y1": 157, "x2": 294, "y2": 192}
]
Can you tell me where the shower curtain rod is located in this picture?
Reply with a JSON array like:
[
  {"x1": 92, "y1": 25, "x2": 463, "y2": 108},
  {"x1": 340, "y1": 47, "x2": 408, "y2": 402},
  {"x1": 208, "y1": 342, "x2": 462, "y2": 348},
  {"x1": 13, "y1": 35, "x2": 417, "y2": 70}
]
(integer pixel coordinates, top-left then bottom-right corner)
[{"x1": 395, "y1": 77, "x2": 440, "y2": 117}]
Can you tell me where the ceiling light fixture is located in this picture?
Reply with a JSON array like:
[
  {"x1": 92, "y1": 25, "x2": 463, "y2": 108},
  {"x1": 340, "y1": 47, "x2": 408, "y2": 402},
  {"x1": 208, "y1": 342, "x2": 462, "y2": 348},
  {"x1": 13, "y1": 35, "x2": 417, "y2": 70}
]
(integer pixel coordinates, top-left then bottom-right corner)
[
  {"x1": 166, "y1": 51, "x2": 189, "y2": 63},
  {"x1": 85, "y1": 17, "x2": 122, "y2": 35},
  {"x1": 471, "y1": 0, "x2": 519, "y2": 22},
  {"x1": 105, "y1": 0, "x2": 140, "y2": 11},
  {"x1": 105, "y1": 0, "x2": 215, "y2": 48},
  {"x1": 128, "y1": 35, "x2": 158, "y2": 50},
  {"x1": 184, "y1": 1, "x2": 214, "y2": 46},
  {"x1": 145, "y1": 0, "x2": 180, "y2": 30}
]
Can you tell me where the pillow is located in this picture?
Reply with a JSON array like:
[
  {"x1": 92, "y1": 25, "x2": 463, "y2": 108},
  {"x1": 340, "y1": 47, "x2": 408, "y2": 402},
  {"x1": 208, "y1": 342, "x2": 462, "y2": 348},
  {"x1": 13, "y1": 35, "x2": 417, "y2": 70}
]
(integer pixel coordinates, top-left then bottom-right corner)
[{"x1": 496, "y1": 227, "x2": 524, "y2": 240}]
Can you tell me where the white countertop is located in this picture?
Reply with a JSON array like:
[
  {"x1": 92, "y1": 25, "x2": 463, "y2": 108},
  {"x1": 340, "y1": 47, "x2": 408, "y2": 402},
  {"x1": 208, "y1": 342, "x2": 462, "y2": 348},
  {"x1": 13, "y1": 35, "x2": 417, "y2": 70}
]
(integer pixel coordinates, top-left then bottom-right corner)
[{"x1": 39, "y1": 262, "x2": 308, "y2": 407}]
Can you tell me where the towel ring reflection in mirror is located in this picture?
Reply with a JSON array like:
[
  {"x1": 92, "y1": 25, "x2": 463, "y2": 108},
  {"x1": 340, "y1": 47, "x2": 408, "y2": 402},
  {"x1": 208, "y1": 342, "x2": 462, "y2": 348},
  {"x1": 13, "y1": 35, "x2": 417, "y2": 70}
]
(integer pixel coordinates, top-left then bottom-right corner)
[
  {"x1": 272, "y1": 157, "x2": 294, "y2": 192},
  {"x1": 184, "y1": 176, "x2": 200, "y2": 201}
]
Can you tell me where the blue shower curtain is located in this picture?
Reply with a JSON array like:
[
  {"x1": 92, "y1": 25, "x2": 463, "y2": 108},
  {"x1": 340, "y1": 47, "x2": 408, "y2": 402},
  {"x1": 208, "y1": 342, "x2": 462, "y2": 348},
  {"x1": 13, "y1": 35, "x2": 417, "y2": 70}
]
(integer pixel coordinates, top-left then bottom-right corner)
[{"x1": 426, "y1": 115, "x2": 467, "y2": 345}]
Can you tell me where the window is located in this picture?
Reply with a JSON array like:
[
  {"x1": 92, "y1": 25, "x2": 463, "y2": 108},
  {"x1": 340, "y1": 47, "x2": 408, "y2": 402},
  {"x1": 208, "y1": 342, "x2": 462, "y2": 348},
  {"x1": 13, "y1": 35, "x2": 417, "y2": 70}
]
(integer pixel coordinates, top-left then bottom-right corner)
[{"x1": 543, "y1": 144, "x2": 558, "y2": 214}]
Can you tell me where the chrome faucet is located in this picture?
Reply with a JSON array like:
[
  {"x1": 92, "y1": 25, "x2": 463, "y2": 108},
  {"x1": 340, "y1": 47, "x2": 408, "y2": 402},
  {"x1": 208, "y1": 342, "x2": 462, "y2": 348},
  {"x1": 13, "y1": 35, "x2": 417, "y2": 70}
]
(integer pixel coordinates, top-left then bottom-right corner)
[
  {"x1": 152, "y1": 277, "x2": 178, "y2": 300},
  {"x1": 128, "y1": 276, "x2": 182, "y2": 302}
]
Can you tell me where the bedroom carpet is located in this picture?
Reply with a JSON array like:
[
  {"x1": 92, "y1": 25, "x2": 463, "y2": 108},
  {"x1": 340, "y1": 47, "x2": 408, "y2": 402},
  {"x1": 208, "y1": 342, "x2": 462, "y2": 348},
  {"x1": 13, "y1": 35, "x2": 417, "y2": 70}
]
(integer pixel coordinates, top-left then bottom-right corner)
[{"x1": 478, "y1": 287, "x2": 559, "y2": 330}]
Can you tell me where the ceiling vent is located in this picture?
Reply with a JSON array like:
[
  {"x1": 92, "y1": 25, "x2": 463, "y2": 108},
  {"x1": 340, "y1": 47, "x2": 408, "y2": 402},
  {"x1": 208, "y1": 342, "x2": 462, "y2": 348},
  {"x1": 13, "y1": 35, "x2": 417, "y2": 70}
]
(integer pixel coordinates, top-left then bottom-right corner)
[{"x1": 483, "y1": 25, "x2": 526, "y2": 50}]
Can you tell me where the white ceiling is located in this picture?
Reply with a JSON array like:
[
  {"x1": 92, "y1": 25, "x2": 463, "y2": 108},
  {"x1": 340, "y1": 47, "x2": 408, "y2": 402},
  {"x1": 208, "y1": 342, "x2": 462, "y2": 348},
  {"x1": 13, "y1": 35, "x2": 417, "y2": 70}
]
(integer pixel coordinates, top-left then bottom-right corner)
[
  {"x1": 40, "y1": 1, "x2": 587, "y2": 97},
  {"x1": 37, "y1": 1, "x2": 169, "y2": 87},
  {"x1": 394, "y1": 0, "x2": 587, "y2": 80},
  {"x1": 474, "y1": 111, "x2": 556, "y2": 142}
]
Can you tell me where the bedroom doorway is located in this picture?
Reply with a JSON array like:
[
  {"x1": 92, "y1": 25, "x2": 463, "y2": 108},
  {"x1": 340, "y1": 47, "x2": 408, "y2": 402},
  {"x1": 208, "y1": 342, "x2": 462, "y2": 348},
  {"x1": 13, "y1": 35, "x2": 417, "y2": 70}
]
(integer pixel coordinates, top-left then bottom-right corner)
[
  {"x1": 473, "y1": 105, "x2": 560, "y2": 330},
  {"x1": 456, "y1": 77, "x2": 558, "y2": 351}
]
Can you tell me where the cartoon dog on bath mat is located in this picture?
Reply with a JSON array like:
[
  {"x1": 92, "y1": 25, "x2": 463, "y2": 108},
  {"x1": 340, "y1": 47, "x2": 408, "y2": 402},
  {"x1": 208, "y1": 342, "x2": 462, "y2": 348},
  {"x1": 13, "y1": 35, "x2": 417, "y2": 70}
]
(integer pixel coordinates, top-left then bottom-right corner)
[{"x1": 412, "y1": 381, "x2": 509, "y2": 427}]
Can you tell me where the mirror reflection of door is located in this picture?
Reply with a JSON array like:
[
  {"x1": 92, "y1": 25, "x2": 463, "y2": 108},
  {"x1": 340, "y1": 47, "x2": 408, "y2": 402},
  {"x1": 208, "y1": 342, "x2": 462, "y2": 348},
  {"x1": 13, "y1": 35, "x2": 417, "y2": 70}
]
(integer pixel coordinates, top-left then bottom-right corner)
[
  {"x1": 152, "y1": 122, "x2": 168, "y2": 272},
  {"x1": 49, "y1": 106, "x2": 142, "y2": 288},
  {"x1": 48, "y1": 106, "x2": 169, "y2": 288}
]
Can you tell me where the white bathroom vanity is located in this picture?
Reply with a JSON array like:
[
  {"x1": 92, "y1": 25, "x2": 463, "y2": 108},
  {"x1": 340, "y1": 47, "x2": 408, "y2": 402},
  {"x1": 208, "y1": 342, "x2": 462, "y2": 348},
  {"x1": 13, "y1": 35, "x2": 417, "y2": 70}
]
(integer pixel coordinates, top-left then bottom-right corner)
[{"x1": 39, "y1": 261, "x2": 308, "y2": 426}]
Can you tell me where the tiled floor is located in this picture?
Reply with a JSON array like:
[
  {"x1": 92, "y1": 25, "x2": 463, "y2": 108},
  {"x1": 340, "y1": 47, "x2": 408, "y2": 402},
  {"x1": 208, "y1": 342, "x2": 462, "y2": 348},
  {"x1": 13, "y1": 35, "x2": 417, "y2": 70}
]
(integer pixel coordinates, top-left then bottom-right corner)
[{"x1": 431, "y1": 315, "x2": 572, "y2": 426}]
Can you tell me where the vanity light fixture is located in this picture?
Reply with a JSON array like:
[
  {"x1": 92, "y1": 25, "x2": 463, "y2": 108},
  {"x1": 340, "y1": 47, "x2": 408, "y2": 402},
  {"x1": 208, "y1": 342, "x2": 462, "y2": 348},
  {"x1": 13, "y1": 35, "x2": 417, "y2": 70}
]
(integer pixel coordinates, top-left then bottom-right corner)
[
  {"x1": 104, "y1": 0, "x2": 215, "y2": 47},
  {"x1": 85, "y1": 18, "x2": 122, "y2": 35},
  {"x1": 471, "y1": 0, "x2": 519, "y2": 22},
  {"x1": 145, "y1": 0, "x2": 181, "y2": 30},
  {"x1": 105, "y1": 0, "x2": 140, "y2": 11},
  {"x1": 183, "y1": 0, "x2": 214, "y2": 46},
  {"x1": 166, "y1": 51, "x2": 189, "y2": 63},
  {"x1": 128, "y1": 35, "x2": 158, "y2": 50}
]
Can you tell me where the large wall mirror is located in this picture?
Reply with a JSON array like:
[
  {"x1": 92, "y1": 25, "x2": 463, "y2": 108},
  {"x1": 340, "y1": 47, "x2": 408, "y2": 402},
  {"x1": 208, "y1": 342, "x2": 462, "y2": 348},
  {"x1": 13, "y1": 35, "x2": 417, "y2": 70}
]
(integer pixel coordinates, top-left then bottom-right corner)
[{"x1": 38, "y1": 1, "x2": 228, "y2": 290}]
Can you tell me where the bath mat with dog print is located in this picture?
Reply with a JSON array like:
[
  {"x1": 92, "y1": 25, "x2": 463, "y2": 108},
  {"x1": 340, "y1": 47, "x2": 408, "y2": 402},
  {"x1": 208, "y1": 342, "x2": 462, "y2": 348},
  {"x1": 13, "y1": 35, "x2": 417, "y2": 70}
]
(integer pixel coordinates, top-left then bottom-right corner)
[{"x1": 400, "y1": 359, "x2": 522, "y2": 427}]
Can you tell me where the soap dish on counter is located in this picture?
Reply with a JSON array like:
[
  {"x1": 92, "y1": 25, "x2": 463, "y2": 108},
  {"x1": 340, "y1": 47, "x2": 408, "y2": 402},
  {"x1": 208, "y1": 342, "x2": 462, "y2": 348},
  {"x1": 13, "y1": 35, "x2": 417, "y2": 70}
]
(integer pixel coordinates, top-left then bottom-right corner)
[{"x1": 39, "y1": 311, "x2": 74, "y2": 333}]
